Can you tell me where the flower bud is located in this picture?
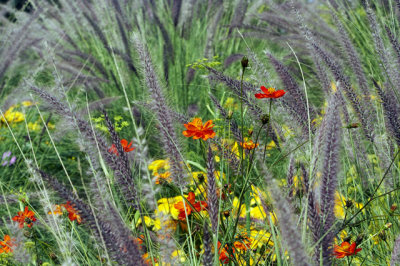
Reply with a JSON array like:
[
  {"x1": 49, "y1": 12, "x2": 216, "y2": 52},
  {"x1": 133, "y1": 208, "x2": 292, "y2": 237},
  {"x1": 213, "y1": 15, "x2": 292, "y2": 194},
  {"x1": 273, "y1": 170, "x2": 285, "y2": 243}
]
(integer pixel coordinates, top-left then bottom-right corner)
[
  {"x1": 261, "y1": 114, "x2": 270, "y2": 125},
  {"x1": 355, "y1": 234, "x2": 364, "y2": 245},
  {"x1": 198, "y1": 174, "x2": 205, "y2": 183},
  {"x1": 345, "y1": 200, "x2": 353, "y2": 208},
  {"x1": 241, "y1": 56, "x2": 249, "y2": 69},
  {"x1": 379, "y1": 231, "x2": 387, "y2": 241},
  {"x1": 345, "y1": 123, "x2": 360, "y2": 129},
  {"x1": 390, "y1": 204, "x2": 397, "y2": 212},
  {"x1": 227, "y1": 110, "x2": 233, "y2": 120}
]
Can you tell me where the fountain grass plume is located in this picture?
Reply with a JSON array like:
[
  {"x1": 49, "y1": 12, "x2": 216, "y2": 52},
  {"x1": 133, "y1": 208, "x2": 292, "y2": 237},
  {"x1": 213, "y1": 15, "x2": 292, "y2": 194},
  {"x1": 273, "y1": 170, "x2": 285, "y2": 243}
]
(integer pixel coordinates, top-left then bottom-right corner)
[
  {"x1": 132, "y1": 34, "x2": 186, "y2": 186},
  {"x1": 319, "y1": 94, "x2": 341, "y2": 264},
  {"x1": 207, "y1": 145, "x2": 219, "y2": 232}
]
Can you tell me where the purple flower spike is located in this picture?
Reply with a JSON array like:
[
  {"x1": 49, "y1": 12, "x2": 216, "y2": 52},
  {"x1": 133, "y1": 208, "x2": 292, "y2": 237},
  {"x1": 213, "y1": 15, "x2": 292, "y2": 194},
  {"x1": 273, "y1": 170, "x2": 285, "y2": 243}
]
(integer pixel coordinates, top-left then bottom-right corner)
[
  {"x1": 9, "y1": 156, "x2": 16, "y2": 165},
  {"x1": 2, "y1": 161, "x2": 8, "y2": 166},
  {"x1": 2, "y1": 151, "x2": 11, "y2": 160}
]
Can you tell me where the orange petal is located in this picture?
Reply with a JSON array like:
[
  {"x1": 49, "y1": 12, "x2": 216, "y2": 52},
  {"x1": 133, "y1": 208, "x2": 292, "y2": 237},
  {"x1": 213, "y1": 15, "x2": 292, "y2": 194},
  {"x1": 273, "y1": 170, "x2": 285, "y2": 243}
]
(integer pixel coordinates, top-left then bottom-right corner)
[
  {"x1": 255, "y1": 93, "x2": 268, "y2": 99},
  {"x1": 203, "y1": 120, "x2": 213, "y2": 128},
  {"x1": 272, "y1": 90, "x2": 286, "y2": 98},
  {"x1": 260, "y1": 86, "x2": 269, "y2": 93},
  {"x1": 187, "y1": 192, "x2": 196, "y2": 204}
]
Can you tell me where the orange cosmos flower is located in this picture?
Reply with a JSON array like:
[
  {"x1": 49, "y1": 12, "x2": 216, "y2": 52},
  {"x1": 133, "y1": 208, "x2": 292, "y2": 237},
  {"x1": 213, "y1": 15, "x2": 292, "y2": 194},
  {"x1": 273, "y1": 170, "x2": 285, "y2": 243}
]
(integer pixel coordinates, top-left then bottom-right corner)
[
  {"x1": 182, "y1": 118, "x2": 216, "y2": 141},
  {"x1": 0, "y1": 235, "x2": 14, "y2": 254},
  {"x1": 142, "y1": 252, "x2": 158, "y2": 265},
  {"x1": 62, "y1": 201, "x2": 82, "y2": 224},
  {"x1": 155, "y1": 172, "x2": 172, "y2": 184},
  {"x1": 12, "y1": 206, "x2": 37, "y2": 228},
  {"x1": 333, "y1": 242, "x2": 362, "y2": 258},
  {"x1": 109, "y1": 139, "x2": 135, "y2": 156},
  {"x1": 255, "y1": 86, "x2": 286, "y2": 99},
  {"x1": 218, "y1": 241, "x2": 235, "y2": 264},
  {"x1": 174, "y1": 192, "x2": 208, "y2": 221},
  {"x1": 48, "y1": 204, "x2": 63, "y2": 215},
  {"x1": 136, "y1": 234, "x2": 145, "y2": 245},
  {"x1": 240, "y1": 139, "x2": 259, "y2": 150},
  {"x1": 234, "y1": 234, "x2": 252, "y2": 251}
]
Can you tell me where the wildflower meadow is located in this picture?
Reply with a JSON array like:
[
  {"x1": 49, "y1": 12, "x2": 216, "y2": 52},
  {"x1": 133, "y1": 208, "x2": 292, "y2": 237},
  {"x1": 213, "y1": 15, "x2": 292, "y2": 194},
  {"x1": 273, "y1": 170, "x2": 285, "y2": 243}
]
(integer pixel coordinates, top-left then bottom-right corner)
[{"x1": 1, "y1": 0, "x2": 400, "y2": 265}]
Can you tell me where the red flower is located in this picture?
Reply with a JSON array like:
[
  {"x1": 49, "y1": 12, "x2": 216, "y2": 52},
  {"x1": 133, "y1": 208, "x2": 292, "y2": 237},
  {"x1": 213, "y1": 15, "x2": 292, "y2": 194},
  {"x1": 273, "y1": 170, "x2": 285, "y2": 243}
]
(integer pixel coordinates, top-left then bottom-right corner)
[
  {"x1": 12, "y1": 206, "x2": 37, "y2": 228},
  {"x1": 255, "y1": 86, "x2": 286, "y2": 99},
  {"x1": 109, "y1": 139, "x2": 135, "y2": 156},
  {"x1": 333, "y1": 242, "x2": 362, "y2": 258},
  {"x1": 234, "y1": 234, "x2": 252, "y2": 251},
  {"x1": 218, "y1": 241, "x2": 235, "y2": 264},
  {"x1": 182, "y1": 118, "x2": 216, "y2": 141},
  {"x1": 240, "y1": 139, "x2": 259, "y2": 150},
  {"x1": 62, "y1": 201, "x2": 82, "y2": 224},
  {"x1": 0, "y1": 235, "x2": 14, "y2": 254},
  {"x1": 174, "y1": 192, "x2": 208, "y2": 221}
]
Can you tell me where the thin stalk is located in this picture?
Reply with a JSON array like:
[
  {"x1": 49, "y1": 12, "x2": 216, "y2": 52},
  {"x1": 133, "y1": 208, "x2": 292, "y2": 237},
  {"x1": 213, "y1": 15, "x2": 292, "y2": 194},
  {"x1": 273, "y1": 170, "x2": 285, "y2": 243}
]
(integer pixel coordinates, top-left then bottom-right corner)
[{"x1": 262, "y1": 99, "x2": 272, "y2": 162}]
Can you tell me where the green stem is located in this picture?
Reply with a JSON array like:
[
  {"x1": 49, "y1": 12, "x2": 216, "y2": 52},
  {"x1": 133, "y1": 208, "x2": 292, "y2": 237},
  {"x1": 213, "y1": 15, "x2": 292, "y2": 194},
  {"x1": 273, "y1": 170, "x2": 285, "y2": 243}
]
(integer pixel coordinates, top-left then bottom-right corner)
[{"x1": 262, "y1": 99, "x2": 273, "y2": 162}]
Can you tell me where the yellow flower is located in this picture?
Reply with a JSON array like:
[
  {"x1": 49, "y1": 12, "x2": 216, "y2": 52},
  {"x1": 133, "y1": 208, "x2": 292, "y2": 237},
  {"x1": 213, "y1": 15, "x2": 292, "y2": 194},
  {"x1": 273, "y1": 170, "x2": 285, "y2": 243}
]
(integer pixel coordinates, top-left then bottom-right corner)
[
  {"x1": 28, "y1": 121, "x2": 41, "y2": 131},
  {"x1": 28, "y1": 120, "x2": 55, "y2": 131},
  {"x1": 135, "y1": 216, "x2": 162, "y2": 231},
  {"x1": 155, "y1": 172, "x2": 172, "y2": 184},
  {"x1": 1, "y1": 105, "x2": 24, "y2": 124},
  {"x1": 266, "y1": 140, "x2": 276, "y2": 150},
  {"x1": 334, "y1": 230, "x2": 348, "y2": 244},
  {"x1": 135, "y1": 216, "x2": 154, "y2": 228},
  {"x1": 155, "y1": 196, "x2": 182, "y2": 220},
  {"x1": 223, "y1": 97, "x2": 239, "y2": 110},
  {"x1": 272, "y1": 250, "x2": 290, "y2": 262},
  {"x1": 48, "y1": 205, "x2": 63, "y2": 215},
  {"x1": 148, "y1": 159, "x2": 170, "y2": 175},
  {"x1": 191, "y1": 171, "x2": 207, "y2": 184},
  {"x1": 191, "y1": 171, "x2": 225, "y2": 185},
  {"x1": 334, "y1": 192, "x2": 363, "y2": 219},
  {"x1": 21, "y1": 101, "x2": 35, "y2": 107},
  {"x1": 250, "y1": 229, "x2": 274, "y2": 249},
  {"x1": 47, "y1": 122, "x2": 55, "y2": 130},
  {"x1": 232, "y1": 196, "x2": 277, "y2": 224},
  {"x1": 171, "y1": 250, "x2": 187, "y2": 263}
]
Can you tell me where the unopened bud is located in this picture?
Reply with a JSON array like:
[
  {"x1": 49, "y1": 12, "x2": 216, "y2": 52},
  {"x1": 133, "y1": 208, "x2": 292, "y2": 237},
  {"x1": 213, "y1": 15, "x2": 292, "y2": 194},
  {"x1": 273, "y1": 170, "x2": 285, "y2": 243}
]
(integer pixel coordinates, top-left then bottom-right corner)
[
  {"x1": 345, "y1": 123, "x2": 360, "y2": 129},
  {"x1": 345, "y1": 200, "x2": 353, "y2": 208},
  {"x1": 227, "y1": 110, "x2": 233, "y2": 120},
  {"x1": 198, "y1": 174, "x2": 205, "y2": 183},
  {"x1": 390, "y1": 204, "x2": 397, "y2": 212},
  {"x1": 261, "y1": 114, "x2": 270, "y2": 125},
  {"x1": 248, "y1": 129, "x2": 253, "y2": 136},
  {"x1": 355, "y1": 234, "x2": 364, "y2": 245},
  {"x1": 241, "y1": 56, "x2": 249, "y2": 69},
  {"x1": 379, "y1": 231, "x2": 387, "y2": 241}
]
